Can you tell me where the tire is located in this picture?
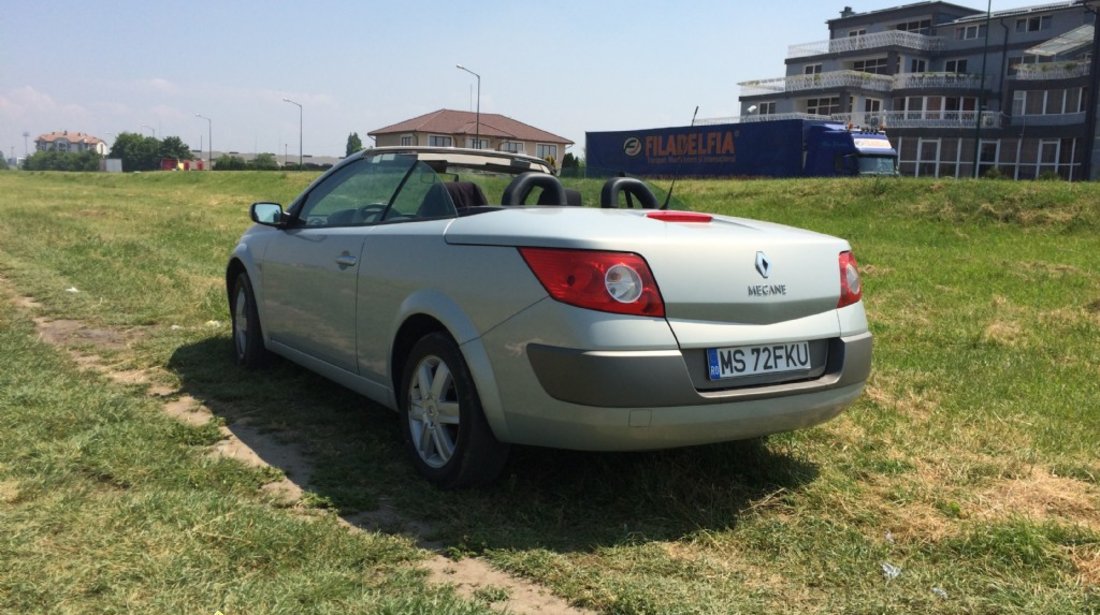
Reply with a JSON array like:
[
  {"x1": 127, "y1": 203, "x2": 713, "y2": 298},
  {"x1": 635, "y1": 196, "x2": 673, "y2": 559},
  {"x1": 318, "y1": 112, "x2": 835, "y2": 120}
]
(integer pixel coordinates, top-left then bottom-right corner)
[
  {"x1": 400, "y1": 333, "x2": 509, "y2": 489},
  {"x1": 230, "y1": 273, "x2": 269, "y2": 368}
]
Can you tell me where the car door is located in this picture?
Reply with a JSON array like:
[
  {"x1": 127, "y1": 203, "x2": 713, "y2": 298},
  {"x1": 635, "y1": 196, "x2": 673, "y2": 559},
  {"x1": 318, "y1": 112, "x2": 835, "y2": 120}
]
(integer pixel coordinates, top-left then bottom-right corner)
[{"x1": 261, "y1": 157, "x2": 413, "y2": 372}]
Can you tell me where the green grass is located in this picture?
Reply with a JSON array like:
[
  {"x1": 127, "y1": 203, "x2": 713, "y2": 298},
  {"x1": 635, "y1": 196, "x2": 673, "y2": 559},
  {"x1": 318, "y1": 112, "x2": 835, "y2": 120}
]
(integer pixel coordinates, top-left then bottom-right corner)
[{"x1": 0, "y1": 170, "x2": 1098, "y2": 613}]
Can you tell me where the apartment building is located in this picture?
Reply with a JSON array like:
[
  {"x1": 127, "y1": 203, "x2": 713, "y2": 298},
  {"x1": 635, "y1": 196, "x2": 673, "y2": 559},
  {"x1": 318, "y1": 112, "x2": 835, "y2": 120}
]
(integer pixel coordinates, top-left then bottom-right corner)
[
  {"x1": 35, "y1": 131, "x2": 108, "y2": 156},
  {"x1": 737, "y1": 1, "x2": 1099, "y2": 179}
]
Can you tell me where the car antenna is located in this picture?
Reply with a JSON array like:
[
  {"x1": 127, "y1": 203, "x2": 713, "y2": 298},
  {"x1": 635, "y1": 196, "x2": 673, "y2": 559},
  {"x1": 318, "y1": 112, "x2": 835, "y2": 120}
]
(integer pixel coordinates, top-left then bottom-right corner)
[{"x1": 661, "y1": 105, "x2": 699, "y2": 210}]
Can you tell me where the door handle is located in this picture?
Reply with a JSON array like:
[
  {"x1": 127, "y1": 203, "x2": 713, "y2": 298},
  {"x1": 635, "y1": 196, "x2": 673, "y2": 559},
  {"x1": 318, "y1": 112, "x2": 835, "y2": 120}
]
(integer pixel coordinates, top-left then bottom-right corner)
[{"x1": 335, "y1": 253, "x2": 358, "y2": 269}]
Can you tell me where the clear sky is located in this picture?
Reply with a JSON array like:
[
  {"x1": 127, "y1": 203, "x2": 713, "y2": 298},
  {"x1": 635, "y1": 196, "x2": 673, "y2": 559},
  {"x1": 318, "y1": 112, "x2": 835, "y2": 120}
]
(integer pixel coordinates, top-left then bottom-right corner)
[{"x1": 2, "y1": 1, "x2": 1043, "y2": 159}]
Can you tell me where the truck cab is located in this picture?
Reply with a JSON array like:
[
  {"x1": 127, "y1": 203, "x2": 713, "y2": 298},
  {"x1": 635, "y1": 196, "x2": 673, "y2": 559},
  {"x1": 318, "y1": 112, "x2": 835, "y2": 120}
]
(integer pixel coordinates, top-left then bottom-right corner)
[{"x1": 804, "y1": 123, "x2": 898, "y2": 177}]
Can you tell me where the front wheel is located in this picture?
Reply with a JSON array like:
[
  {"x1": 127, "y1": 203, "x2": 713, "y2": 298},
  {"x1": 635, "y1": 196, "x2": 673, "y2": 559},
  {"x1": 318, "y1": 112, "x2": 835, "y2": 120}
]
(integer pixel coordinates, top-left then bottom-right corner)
[
  {"x1": 230, "y1": 272, "x2": 269, "y2": 368},
  {"x1": 400, "y1": 333, "x2": 509, "y2": 489}
]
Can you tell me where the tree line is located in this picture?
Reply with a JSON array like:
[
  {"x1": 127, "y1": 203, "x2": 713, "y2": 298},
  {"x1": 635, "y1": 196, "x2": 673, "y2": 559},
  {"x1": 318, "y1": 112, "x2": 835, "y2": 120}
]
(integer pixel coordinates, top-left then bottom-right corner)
[{"x1": 11, "y1": 131, "x2": 584, "y2": 172}]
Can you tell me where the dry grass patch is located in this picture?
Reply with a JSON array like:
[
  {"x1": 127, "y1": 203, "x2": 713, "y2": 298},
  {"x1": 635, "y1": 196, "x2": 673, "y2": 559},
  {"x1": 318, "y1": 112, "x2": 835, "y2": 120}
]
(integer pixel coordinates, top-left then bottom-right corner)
[
  {"x1": 0, "y1": 479, "x2": 22, "y2": 504},
  {"x1": 862, "y1": 370, "x2": 941, "y2": 423},
  {"x1": 661, "y1": 539, "x2": 822, "y2": 611},
  {"x1": 1070, "y1": 546, "x2": 1100, "y2": 588},
  {"x1": 974, "y1": 468, "x2": 1100, "y2": 532},
  {"x1": 981, "y1": 319, "x2": 1024, "y2": 347}
]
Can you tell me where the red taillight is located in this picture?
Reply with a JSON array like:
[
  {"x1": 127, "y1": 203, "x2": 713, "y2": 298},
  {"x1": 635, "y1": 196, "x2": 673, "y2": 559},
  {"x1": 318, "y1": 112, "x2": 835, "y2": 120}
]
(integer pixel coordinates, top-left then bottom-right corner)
[
  {"x1": 518, "y1": 247, "x2": 665, "y2": 317},
  {"x1": 838, "y1": 251, "x2": 863, "y2": 308}
]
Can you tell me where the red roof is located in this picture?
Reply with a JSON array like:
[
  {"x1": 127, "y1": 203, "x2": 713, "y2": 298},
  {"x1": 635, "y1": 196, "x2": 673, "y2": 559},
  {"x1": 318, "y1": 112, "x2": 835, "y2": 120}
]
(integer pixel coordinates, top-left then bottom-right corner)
[
  {"x1": 37, "y1": 131, "x2": 105, "y2": 145},
  {"x1": 370, "y1": 109, "x2": 572, "y2": 145}
]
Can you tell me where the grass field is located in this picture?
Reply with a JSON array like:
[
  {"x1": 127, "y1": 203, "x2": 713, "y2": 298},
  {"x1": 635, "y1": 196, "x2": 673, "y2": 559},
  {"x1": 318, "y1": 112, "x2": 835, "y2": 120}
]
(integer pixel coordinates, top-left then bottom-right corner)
[{"x1": 0, "y1": 170, "x2": 1097, "y2": 614}]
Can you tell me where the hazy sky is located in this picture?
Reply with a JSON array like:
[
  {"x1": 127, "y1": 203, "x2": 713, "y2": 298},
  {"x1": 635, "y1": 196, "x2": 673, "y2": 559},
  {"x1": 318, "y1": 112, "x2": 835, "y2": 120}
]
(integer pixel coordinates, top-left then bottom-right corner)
[{"x1": 2, "y1": 1, "x2": 1041, "y2": 159}]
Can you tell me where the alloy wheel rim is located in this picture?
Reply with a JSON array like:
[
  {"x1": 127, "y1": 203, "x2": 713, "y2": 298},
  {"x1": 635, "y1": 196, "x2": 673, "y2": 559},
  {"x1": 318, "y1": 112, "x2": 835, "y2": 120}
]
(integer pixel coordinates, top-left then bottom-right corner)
[
  {"x1": 234, "y1": 287, "x2": 248, "y2": 358},
  {"x1": 407, "y1": 354, "x2": 461, "y2": 468}
]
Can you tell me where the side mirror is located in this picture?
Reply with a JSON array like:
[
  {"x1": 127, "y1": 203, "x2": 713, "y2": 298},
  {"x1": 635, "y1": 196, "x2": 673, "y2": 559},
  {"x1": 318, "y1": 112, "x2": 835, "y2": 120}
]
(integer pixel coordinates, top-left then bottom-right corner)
[{"x1": 250, "y1": 202, "x2": 284, "y2": 226}]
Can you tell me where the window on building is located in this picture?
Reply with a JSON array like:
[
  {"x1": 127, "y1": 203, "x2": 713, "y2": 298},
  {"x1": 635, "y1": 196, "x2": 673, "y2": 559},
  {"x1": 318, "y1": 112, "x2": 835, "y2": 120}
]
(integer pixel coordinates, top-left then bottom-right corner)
[
  {"x1": 806, "y1": 97, "x2": 841, "y2": 116},
  {"x1": 1012, "y1": 91, "x2": 1026, "y2": 116},
  {"x1": 848, "y1": 28, "x2": 866, "y2": 37},
  {"x1": 500, "y1": 141, "x2": 523, "y2": 153},
  {"x1": 1014, "y1": 88, "x2": 1087, "y2": 116},
  {"x1": 1047, "y1": 89, "x2": 1066, "y2": 115},
  {"x1": 803, "y1": 64, "x2": 823, "y2": 75},
  {"x1": 956, "y1": 24, "x2": 986, "y2": 40},
  {"x1": 910, "y1": 59, "x2": 927, "y2": 73},
  {"x1": 864, "y1": 98, "x2": 882, "y2": 113},
  {"x1": 428, "y1": 135, "x2": 453, "y2": 147},
  {"x1": 465, "y1": 137, "x2": 489, "y2": 149},
  {"x1": 917, "y1": 138, "x2": 940, "y2": 177},
  {"x1": 1068, "y1": 87, "x2": 1084, "y2": 113},
  {"x1": 400, "y1": 134, "x2": 414, "y2": 146},
  {"x1": 758, "y1": 102, "x2": 777, "y2": 115},
  {"x1": 852, "y1": 58, "x2": 890, "y2": 74},
  {"x1": 944, "y1": 59, "x2": 968, "y2": 74},
  {"x1": 1024, "y1": 90, "x2": 1046, "y2": 115},
  {"x1": 1016, "y1": 15, "x2": 1052, "y2": 32},
  {"x1": 978, "y1": 140, "x2": 999, "y2": 177},
  {"x1": 535, "y1": 144, "x2": 558, "y2": 160},
  {"x1": 896, "y1": 19, "x2": 932, "y2": 34}
]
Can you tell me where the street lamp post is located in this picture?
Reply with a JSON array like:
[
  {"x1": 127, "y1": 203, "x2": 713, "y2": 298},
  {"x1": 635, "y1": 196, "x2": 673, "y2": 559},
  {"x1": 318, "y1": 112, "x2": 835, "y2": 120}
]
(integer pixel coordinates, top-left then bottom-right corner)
[
  {"x1": 283, "y1": 98, "x2": 303, "y2": 168},
  {"x1": 456, "y1": 64, "x2": 481, "y2": 148},
  {"x1": 141, "y1": 125, "x2": 156, "y2": 138},
  {"x1": 195, "y1": 114, "x2": 212, "y2": 170}
]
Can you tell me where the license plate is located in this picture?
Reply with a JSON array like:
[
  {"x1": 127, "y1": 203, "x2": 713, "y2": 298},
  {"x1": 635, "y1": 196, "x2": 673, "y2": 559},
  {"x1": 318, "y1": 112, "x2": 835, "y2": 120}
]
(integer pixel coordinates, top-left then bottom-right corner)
[{"x1": 707, "y1": 341, "x2": 811, "y2": 380}]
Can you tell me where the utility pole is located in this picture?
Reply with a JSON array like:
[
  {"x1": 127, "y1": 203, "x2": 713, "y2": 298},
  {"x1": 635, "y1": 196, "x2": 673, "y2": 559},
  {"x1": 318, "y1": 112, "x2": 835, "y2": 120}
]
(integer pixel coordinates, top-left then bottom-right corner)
[{"x1": 283, "y1": 98, "x2": 303, "y2": 168}]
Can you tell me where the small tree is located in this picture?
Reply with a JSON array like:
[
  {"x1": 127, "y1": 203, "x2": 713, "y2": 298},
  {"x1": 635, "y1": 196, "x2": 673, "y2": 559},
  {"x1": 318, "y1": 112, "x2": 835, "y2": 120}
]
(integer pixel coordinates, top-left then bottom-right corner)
[
  {"x1": 250, "y1": 153, "x2": 279, "y2": 170},
  {"x1": 346, "y1": 132, "x2": 363, "y2": 157},
  {"x1": 0, "y1": 156, "x2": 8, "y2": 170},
  {"x1": 110, "y1": 132, "x2": 161, "y2": 172},
  {"x1": 560, "y1": 152, "x2": 582, "y2": 178},
  {"x1": 159, "y1": 136, "x2": 193, "y2": 160}
]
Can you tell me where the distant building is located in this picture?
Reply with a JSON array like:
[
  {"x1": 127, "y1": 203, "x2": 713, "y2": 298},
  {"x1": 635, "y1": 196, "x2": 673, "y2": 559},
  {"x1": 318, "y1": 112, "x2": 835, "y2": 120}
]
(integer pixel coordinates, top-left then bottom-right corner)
[
  {"x1": 369, "y1": 109, "x2": 573, "y2": 163},
  {"x1": 35, "y1": 131, "x2": 108, "y2": 156},
  {"x1": 735, "y1": 1, "x2": 1100, "y2": 179}
]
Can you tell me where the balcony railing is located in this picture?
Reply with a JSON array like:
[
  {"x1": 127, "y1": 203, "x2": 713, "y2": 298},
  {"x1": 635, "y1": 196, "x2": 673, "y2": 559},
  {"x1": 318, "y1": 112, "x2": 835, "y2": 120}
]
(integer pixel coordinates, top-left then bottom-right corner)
[
  {"x1": 892, "y1": 72, "x2": 985, "y2": 90},
  {"x1": 834, "y1": 110, "x2": 1004, "y2": 129},
  {"x1": 738, "y1": 70, "x2": 894, "y2": 96},
  {"x1": 788, "y1": 30, "x2": 943, "y2": 58},
  {"x1": 1013, "y1": 62, "x2": 1090, "y2": 81},
  {"x1": 695, "y1": 113, "x2": 830, "y2": 126},
  {"x1": 1009, "y1": 112, "x2": 1087, "y2": 127}
]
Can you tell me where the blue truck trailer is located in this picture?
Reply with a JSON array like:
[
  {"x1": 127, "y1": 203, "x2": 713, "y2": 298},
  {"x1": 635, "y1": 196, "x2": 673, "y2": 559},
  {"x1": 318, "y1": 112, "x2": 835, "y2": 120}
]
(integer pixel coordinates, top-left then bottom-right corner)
[{"x1": 586, "y1": 118, "x2": 897, "y2": 178}]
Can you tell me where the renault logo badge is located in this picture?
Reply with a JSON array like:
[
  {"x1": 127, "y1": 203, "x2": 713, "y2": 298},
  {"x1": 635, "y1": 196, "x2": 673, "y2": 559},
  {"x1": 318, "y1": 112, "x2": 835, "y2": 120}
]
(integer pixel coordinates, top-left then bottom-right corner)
[{"x1": 755, "y1": 251, "x2": 771, "y2": 279}]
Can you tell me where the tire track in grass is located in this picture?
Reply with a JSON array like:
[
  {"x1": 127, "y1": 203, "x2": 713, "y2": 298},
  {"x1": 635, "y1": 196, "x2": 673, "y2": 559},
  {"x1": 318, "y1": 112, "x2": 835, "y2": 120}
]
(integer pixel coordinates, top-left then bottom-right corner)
[{"x1": 1, "y1": 275, "x2": 594, "y2": 615}]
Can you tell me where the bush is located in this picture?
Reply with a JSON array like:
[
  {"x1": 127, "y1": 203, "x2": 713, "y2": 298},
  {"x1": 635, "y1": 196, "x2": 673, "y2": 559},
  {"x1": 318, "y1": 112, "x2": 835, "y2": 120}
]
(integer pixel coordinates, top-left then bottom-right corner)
[
  {"x1": 214, "y1": 155, "x2": 248, "y2": 171},
  {"x1": 22, "y1": 150, "x2": 102, "y2": 172}
]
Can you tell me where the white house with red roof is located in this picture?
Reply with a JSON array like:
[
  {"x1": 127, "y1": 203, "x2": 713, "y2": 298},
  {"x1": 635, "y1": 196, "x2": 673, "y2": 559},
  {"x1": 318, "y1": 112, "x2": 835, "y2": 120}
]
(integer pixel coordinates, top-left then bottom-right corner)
[
  {"x1": 369, "y1": 109, "x2": 572, "y2": 163},
  {"x1": 35, "y1": 131, "x2": 108, "y2": 156}
]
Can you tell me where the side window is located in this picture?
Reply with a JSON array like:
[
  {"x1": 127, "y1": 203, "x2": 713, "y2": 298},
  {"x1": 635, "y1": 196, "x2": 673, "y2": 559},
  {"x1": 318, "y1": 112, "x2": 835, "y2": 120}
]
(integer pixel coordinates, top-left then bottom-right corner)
[
  {"x1": 296, "y1": 157, "x2": 413, "y2": 227},
  {"x1": 386, "y1": 162, "x2": 456, "y2": 220}
]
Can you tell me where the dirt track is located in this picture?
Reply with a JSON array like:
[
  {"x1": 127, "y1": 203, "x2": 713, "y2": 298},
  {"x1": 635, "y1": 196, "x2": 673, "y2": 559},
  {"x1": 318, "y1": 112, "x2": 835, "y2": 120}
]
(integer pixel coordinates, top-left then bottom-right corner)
[{"x1": 3, "y1": 275, "x2": 593, "y2": 615}]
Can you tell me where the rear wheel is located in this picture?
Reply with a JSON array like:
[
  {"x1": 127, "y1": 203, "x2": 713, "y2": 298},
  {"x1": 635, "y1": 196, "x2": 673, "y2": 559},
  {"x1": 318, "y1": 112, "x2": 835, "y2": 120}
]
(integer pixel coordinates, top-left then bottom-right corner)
[
  {"x1": 400, "y1": 333, "x2": 509, "y2": 489},
  {"x1": 230, "y1": 273, "x2": 269, "y2": 368}
]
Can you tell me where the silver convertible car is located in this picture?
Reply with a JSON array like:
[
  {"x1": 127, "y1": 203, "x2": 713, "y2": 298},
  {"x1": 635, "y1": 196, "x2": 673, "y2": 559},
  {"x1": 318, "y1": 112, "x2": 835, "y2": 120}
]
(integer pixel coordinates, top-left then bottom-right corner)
[{"x1": 226, "y1": 147, "x2": 871, "y2": 488}]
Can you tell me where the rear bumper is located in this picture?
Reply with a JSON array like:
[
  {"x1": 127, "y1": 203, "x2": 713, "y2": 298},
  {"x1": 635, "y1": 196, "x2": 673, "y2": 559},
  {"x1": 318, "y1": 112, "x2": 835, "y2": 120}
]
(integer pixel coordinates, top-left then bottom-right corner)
[
  {"x1": 527, "y1": 332, "x2": 872, "y2": 408},
  {"x1": 496, "y1": 332, "x2": 871, "y2": 451}
]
